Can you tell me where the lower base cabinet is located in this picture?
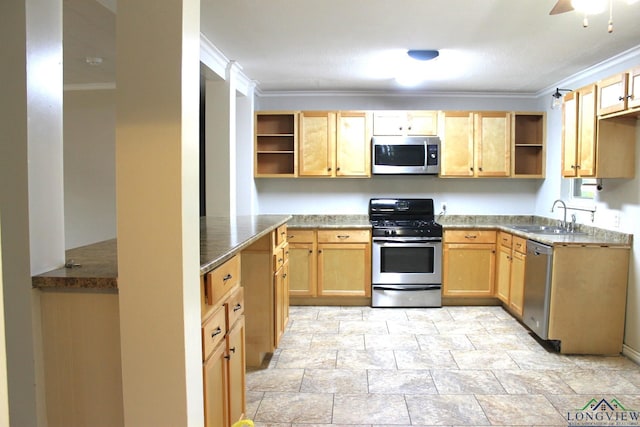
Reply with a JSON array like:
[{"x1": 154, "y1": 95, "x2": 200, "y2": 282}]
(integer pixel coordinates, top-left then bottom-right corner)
[
  {"x1": 548, "y1": 245, "x2": 630, "y2": 354},
  {"x1": 443, "y1": 230, "x2": 496, "y2": 297},
  {"x1": 288, "y1": 228, "x2": 371, "y2": 305},
  {"x1": 495, "y1": 232, "x2": 526, "y2": 317},
  {"x1": 202, "y1": 257, "x2": 246, "y2": 427}
]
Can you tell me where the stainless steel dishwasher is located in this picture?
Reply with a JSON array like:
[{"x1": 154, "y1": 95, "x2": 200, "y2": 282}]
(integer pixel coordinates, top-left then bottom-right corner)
[{"x1": 522, "y1": 240, "x2": 553, "y2": 340}]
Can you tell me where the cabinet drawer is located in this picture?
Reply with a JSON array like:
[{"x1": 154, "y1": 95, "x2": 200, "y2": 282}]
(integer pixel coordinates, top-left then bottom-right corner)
[
  {"x1": 498, "y1": 231, "x2": 512, "y2": 248},
  {"x1": 444, "y1": 230, "x2": 496, "y2": 244},
  {"x1": 226, "y1": 286, "x2": 244, "y2": 330},
  {"x1": 202, "y1": 305, "x2": 226, "y2": 361},
  {"x1": 512, "y1": 236, "x2": 527, "y2": 254},
  {"x1": 273, "y1": 246, "x2": 285, "y2": 270},
  {"x1": 206, "y1": 254, "x2": 241, "y2": 305},
  {"x1": 275, "y1": 224, "x2": 288, "y2": 247},
  {"x1": 317, "y1": 229, "x2": 370, "y2": 243},
  {"x1": 287, "y1": 229, "x2": 315, "y2": 243}
]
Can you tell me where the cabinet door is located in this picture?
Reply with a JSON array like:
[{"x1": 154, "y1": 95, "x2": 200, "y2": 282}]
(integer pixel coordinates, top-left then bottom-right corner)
[
  {"x1": 629, "y1": 67, "x2": 640, "y2": 109},
  {"x1": 406, "y1": 111, "x2": 438, "y2": 135},
  {"x1": 474, "y1": 112, "x2": 510, "y2": 177},
  {"x1": 441, "y1": 111, "x2": 474, "y2": 177},
  {"x1": 372, "y1": 111, "x2": 405, "y2": 135},
  {"x1": 203, "y1": 344, "x2": 228, "y2": 427},
  {"x1": 509, "y1": 250, "x2": 525, "y2": 317},
  {"x1": 288, "y1": 242, "x2": 316, "y2": 297},
  {"x1": 443, "y1": 243, "x2": 495, "y2": 296},
  {"x1": 226, "y1": 316, "x2": 246, "y2": 426},
  {"x1": 577, "y1": 84, "x2": 597, "y2": 177},
  {"x1": 562, "y1": 91, "x2": 579, "y2": 177},
  {"x1": 274, "y1": 267, "x2": 285, "y2": 347},
  {"x1": 598, "y1": 73, "x2": 628, "y2": 116},
  {"x1": 299, "y1": 111, "x2": 336, "y2": 176},
  {"x1": 336, "y1": 111, "x2": 371, "y2": 177},
  {"x1": 318, "y1": 243, "x2": 371, "y2": 297},
  {"x1": 495, "y1": 244, "x2": 511, "y2": 304}
]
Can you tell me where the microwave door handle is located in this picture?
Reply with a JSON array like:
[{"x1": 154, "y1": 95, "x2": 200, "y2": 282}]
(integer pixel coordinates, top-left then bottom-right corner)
[{"x1": 424, "y1": 141, "x2": 429, "y2": 166}]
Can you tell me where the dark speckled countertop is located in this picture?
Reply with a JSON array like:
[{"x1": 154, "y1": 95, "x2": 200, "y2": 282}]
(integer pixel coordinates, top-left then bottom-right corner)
[
  {"x1": 32, "y1": 213, "x2": 631, "y2": 290},
  {"x1": 287, "y1": 214, "x2": 371, "y2": 229},
  {"x1": 33, "y1": 215, "x2": 291, "y2": 290}
]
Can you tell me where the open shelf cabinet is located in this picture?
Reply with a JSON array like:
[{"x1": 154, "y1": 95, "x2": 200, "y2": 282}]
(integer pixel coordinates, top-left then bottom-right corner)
[
  {"x1": 255, "y1": 112, "x2": 298, "y2": 177},
  {"x1": 512, "y1": 112, "x2": 545, "y2": 177}
]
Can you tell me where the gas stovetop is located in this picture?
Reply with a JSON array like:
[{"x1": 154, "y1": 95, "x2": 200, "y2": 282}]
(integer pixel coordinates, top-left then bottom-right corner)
[{"x1": 369, "y1": 198, "x2": 442, "y2": 238}]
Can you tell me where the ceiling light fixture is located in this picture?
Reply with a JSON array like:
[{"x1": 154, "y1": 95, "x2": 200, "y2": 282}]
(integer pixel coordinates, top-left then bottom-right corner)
[
  {"x1": 407, "y1": 50, "x2": 439, "y2": 61},
  {"x1": 551, "y1": 88, "x2": 572, "y2": 109}
]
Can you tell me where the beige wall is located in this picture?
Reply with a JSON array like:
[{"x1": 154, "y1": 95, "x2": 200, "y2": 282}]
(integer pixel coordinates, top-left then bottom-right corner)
[{"x1": 64, "y1": 89, "x2": 117, "y2": 249}]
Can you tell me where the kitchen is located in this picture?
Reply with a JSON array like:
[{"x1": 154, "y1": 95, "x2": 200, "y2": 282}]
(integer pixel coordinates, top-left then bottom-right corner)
[{"x1": 3, "y1": 0, "x2": 640, "y2": 426}]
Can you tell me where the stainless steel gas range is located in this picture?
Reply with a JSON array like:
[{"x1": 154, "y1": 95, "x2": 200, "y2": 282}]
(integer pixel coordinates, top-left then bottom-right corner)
[{"x1": 369, "y1": 198, "x2": 443, "y2": 308}]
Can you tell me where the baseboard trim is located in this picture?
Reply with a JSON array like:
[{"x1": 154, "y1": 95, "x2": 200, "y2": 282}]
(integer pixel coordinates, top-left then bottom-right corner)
[{"x1": 622, "y1": 344, "x2": 640, "y2": 365}]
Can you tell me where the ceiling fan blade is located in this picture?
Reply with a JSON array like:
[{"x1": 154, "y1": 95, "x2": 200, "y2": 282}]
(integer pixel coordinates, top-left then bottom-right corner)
[{"x1": 549, "y1": 0, "x2": 574, "y2": 14}]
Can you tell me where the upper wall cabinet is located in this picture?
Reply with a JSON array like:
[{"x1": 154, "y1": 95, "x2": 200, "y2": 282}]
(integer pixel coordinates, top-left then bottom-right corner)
[
  {"x1": 440, "y1": 111, "x2": 511, "y2": 177},
  {"x1": 299, "y1": 111, "x2": 371, "y2": 178},
  {"x1": 255, "y1": 112, "x2": 298, "y2": 177},
  {"x1": 512, "y1": 112, "x2": 546, "y2": 178},
  {"x1": 373, "y1": 110, "x2": 438, "y2": 136},
  {"x1": 562, "y1": 84, "x2": 636, "y2": 178},
  {"x1": 597, "y1": 67, "x2": 640, "y2": 117}
]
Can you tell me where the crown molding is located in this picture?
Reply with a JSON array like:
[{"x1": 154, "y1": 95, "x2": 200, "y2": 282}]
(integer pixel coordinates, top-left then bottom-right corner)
[
  {"x1": 538, "y1": 43, "x2": 640, "y2": 97},
  {"x1": 200, "y1": 34, "x2": 254, "y2": 97},
  {"x1": 256, "y1": 89, "x2": 538, "y2": 99}
]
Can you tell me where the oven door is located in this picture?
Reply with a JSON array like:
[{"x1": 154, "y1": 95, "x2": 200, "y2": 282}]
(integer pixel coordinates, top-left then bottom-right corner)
[{"x1": 372, "y1": 238, "x2": 442, "y2": 285}]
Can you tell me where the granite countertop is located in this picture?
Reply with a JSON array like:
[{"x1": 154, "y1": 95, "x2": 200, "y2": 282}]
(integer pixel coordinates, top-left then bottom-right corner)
[
  {"x1": 33, "y1": 214, "x2": 291, "y2": 290},
  {"x1": 438, "y1": 215, "x2": 632, "y2": 247},
  {"x1": 287, "y1": 214, "x2": 371, "y2": 229},
  {"x1": 32, "y1": 213, "x2": 631, "y2": 291}
]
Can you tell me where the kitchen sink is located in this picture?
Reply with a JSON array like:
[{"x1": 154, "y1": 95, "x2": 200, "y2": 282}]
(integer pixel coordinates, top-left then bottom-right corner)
[{"x1": 510, "y1": 224, "x2": 587, "y2": 235}]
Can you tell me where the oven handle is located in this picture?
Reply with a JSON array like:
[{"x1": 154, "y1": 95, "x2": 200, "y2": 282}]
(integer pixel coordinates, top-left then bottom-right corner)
[{"x1": 373, "y1": 285, "x2": 441, "y2": 291}]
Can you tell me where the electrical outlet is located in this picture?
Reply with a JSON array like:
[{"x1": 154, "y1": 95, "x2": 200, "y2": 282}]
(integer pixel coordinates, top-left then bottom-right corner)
[{"x1": 613, "y1": 212, "x2": 620, "y2": 228}]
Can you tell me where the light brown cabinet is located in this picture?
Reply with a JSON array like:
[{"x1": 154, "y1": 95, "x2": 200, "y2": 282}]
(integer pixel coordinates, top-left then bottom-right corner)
[
  {"x1": 288, "y1": 228, "x2": 371, "y2": 304},
  {"x1": 241, "y1": 224, "x2": 290, "y2": 366},
  {"x1": 288, "y1": 229, "x2": 317, "y2": 297},
  {"x1": 254, "y1": 112, "x2": 298, "y2": 177},
  {"x1": 597, "y1": 67, "x2": 640, "y2": 116},
  {"x1": 299, "y1": 111, "x2": 371, "y2": 177},
  {"x1": 373, "y1": 110, "x2": 438, "y2": 136},
  {"x1": 443, "y1": 230, "x2": 496, "y2": 297},
  {"x1": 562, "y1": 85, "x2": 636, "y2": 178},
  {"x1": 202, "y1": 265, "x2": 246, "y2": 427},
  {"x1": 495, "y1": 232, "x2": 526, "y2": 317},
  {"x1": 440, "y1": 111, "x2": 511, "y2": 177},
  {"x1": 548, "y1": 245, "x2": 630, "y2": 354},
  {"x1": 512, "y1": 113, "x2": 546, "y2": 177}
]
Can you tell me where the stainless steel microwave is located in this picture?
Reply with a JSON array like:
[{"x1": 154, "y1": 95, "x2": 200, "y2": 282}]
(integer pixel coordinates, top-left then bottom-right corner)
[{"x1": 372, "y1": 136, "x2": 440, "y2": 175}]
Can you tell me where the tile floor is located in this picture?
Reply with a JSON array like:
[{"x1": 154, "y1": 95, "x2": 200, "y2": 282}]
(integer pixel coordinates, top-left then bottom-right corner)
[{"x1": 246, "y1": 305, "x2": 640, "y2": 426}]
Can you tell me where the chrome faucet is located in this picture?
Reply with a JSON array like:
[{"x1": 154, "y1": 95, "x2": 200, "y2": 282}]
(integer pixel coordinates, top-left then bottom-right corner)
[{"x1": 551, "y1": 199, "x2": 568, "y2": 230}]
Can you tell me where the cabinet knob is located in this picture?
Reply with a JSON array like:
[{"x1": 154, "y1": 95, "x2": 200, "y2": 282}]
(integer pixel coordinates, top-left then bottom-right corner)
[
  {"x1": 464, "y1": 235, "x2": 477, "y2": 239},
  {"x1": 211, "y1": 327, "x2": 222, "y2": 338},
  {"x1": 337, "y1": 235, "x2": 350, "y2": 239},
  {"x1": 478, "y1": 167, "x2": 483, "y2": 171},
  {"x1": 336, "y1": 167, "x2": 341, "y2": 171},
  {"x1": 327, "y1": 167, "x2": 332, "y2": 171},
  {"x1": 233, "y1": 303, "x2": 242, "y2": 312},
  {"x1": 308, "y1": 249, "x2": 313, "y2": 254},
  {"x1": 223, "y1": 274, "x2": 232, "y2": 282}
]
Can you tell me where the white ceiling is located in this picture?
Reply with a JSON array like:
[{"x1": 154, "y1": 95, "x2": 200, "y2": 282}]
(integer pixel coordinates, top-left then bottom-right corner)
[{"x1": 65, "y1": 0, "x2": 640, "y2": 94}]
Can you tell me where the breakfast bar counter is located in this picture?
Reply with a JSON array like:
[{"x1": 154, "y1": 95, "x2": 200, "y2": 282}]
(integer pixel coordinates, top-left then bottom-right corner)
[{"x1": 32, "y1": 214, "x2": 292, "y2": 289}]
